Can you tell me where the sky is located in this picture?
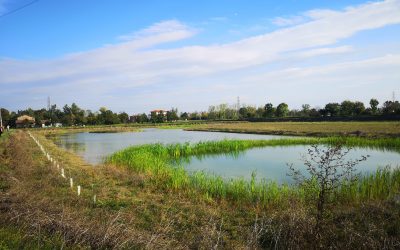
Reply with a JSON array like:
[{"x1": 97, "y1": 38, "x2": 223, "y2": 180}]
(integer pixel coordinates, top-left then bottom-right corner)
[{"x1": 0, "y1": 0, "x2": 400, "y2": 114}]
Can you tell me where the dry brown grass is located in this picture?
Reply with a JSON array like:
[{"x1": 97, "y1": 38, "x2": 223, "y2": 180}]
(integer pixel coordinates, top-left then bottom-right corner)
[{"x1": 189, "y1": 121, "x2": 400, "y2": 138}]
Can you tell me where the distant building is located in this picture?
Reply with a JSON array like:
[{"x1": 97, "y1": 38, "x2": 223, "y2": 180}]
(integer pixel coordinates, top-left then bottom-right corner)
[
  {"x1": 16, "y1": 115, "x2": 35, "y2": 128},
  {"x1": 150, "y1": 109, "x2": 167, "y2": 116},
  {"x1": 150, "y1": 109, "x2": 168, "y2": 122},
  {"x1": 40, "y1": 119, "x2": 51, "y2": 128}
]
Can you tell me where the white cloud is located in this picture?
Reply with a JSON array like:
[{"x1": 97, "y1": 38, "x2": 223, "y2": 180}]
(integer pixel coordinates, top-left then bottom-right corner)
[
  {"x1": 117, "y1": 20, "x2": 196, "y2": 42},
  {"x1": 1, "y1": 0, "x2": 400, "y2": 112},
  {"x1": 272, "y1": 16, "x2": 306, "y2": 26}
]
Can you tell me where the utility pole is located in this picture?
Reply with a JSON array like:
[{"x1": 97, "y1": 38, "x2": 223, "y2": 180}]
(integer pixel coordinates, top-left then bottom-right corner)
[
  {"x1": 392, "y1": 91, "x2": 396, "y2": 102},
  {"x1": 47, "y1": 96, "x2": 53, "y2": 126},
  {"x1": 47, "y1": 96, "x2": 51, "y2": 111}
]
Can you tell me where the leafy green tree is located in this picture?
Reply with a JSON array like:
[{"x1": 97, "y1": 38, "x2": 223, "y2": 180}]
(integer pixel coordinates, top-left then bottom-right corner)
[
  {"x1": 264, "y1": 103, "x2": 275, "y2": 117},
  {"x1": 180, "y1": 112, "x2": 189, "y2": 120},
  {"x1": 98, "y1": 107, "x2": 120, "y2": 124},
  {"x1": 353, "y1": 101, "x2": 365, "y2": 115},
  {"x1": 86, "y1": 111, "x2": 98, "y2": 125},
  {"x1": 62, "y1": 104, "x2": 74, "y2": 126},
  {"x1": 276, "y1": 103, "x2": 289, "y2": 117},
  {"x1": 1, "y1": 108, "x2": 11, "y2": 126},
  {"x1": 382, "y1": 101, "x2": 400, "y2": 115},
  {"x1": 301, "y1": 104, "x2": 311, "y2": 116},
  {"x1": 207, "y1": 106, "x2": 217, "y2": 120},
  {"x1": 200, "y1": 112, "x2": 208, "y2": 120},
  {"x1": 340, "y1": 100, "x2": 355, "y2": 116},
  {"x1": 324, "y1": 103, "x2": 340, "y2": 116},
  {"x1": 239, "y1": 107, "x2": 248, "y2": 119},
  {"x1": 167, "y1": 108, "x2": 179, "y2": 121},
  {"x1": 140, "y1": 113, "x2": 149, "y2": 123},
  {"x1": 309, "y1": 108, "x2": 322, "y2": 117},
  {"x1": 118, "y1": 112, "x2": 129, "y2": 123},
  {"x1": 189, "y1": 112, "x2": 201, "y2": 120},
  {"x1": 256, "y1": 107, "x2": 264, "y2": 118},
  {"x1": 369, "y1": 98, "x2": 379, "y2": 114}
]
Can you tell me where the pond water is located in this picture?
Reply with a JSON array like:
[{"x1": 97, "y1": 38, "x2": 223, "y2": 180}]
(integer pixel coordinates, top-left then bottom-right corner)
[
  {"x1": 53, "y1": 128, "x2": 286, "y2": 164},
  {"x1": 53, "y1": 129, "x2": 400, "y2": 183}
]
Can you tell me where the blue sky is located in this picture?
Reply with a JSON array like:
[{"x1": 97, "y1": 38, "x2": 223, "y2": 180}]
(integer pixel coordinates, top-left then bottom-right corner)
[{"x1": 1, "y1": 0, "x2": 399, "y2": 113}]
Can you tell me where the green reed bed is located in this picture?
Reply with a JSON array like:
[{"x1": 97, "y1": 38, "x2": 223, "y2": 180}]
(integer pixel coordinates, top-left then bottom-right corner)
[
  {"x1": 337, "y1": 167, "x2": 400, "y2": 202},
  {"x1": 107, "y1": 137, "x2": 400, "y2": 205}
]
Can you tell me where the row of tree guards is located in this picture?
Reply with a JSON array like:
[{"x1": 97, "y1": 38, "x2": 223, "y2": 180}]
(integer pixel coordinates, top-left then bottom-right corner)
[{"x1": 27, "y1": 132, "x2": 96, "y2": 204}]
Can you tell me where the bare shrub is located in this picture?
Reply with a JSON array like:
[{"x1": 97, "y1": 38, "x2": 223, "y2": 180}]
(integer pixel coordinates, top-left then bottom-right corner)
[{"x1": 288, "y1": 141, "x2": 368, "y2": 244}]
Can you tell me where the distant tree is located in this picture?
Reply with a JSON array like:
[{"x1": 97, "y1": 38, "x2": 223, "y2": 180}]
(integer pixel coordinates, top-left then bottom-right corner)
[
  {"x1": 207, "y1": 106, "x2": 217, "y2": 120},
  {"x1": 256, "y1": 107, "x2": 265, "y2": 118},
  {"x1": 276, "y1": 103, "x2": 289, "y2": 117},
  {"x1": 62, "y1": 104, "x2": 74, "y2": 126},
  {"x1": 319, "y1": 108, "x2": 328, "y2": 117},
  {"x1": 309, "y1": 108, "x2": 322, "y2": 117},
  {"x1": 200, "y1": 112, "x2": 208, "y2": 120},
  {"x1": 86, "y1": 111, "x2": 98, "y2": 125},
  {"x1": 118, "y1": 112, "x2": 129, "y2": 123},
  {"x1": 71, "y1": 103, "x2": 85, "y2": 124},
  {"x1": 156, "y1": 113, "x2": 165, "y2": 123},
  {"x1": 0, "y1": 108, "x2": 11, "y2": 126},
  {"x1": 353, "y1": 101, "x2": 365, "y2": 115},
  {"x1": 98, "y1": 107, "x2": 119, "y2": 124},
  {"x1": 180, "y1": 112, "x2": 189, "y2": 120},
  {"x1": 217, "y1": 104, "x2": 228, "y2": 120},
  {"x1": 167, "y1": 108, "x2": 179, "y2": 121},
  {"x1": 239, "y1": 107, "x2": 248, "y2": 119},
  {"x1": 340, "y1": 100, "x2": 355, "y2": 116},
  {"x1": 369, "y1": 98, "x2": 379, "y2": 115},
  {"x1": 301, "y1": 104, "x2": 311, "y2": 116},
  {"x1": 324, "y1": 103, "x2": 340, "y2": 117},
  {"x1": 139, "y1": 113, "x2": 149, "y2": 123},
  {"x1": 189, "y1": 112, "x2": 201, "y2": 120},
  {"x1": 382, "y1": 101, "x2": 400, "y2": 115},
  {"x1": 264, "y1": 103, "x2": 275, "y2": 117}
]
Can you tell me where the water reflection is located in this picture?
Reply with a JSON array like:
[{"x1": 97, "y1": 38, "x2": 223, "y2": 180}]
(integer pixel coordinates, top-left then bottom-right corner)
[
  {"x1": 51, "y1": 129, "x2": 400, "y2": 182},
  {"x1": 51, "y1": 128, "x2": 286, "y2": 164}
]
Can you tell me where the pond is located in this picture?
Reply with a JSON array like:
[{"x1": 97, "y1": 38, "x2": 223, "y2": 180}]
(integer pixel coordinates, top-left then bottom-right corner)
[
  {"x1": 53, "y1": 129, "x2": 400, "y2": 183},
  {"x1": 53, "y1": 128, "x2": 285, "y2": 164}
]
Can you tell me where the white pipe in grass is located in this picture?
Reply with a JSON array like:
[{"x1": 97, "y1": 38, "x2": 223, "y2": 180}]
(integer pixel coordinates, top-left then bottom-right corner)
[
  {"x1": 77, "y1": 185, "x2": 81, "y2": 196},
  {"x1": 57, "y1": 164, "x2": 60, "y2": 170},
  {"x1": 70, "y1": 178, "x2": 73, "y2": 188},
  {"x1": 93, "y1": 195, "x2": 96, "y2": 204},
  {"x1": 61, "y1": 168, "x2": 65, "y2": 178}
]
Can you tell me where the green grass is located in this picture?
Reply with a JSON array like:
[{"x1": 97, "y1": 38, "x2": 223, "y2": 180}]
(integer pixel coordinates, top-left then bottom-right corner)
[
  {"x1": 107, "y1": 137, "x2": 400, "y2": 205},
  {"x1": 0, "y1": 226, "x2": 68, "y2": 250}
]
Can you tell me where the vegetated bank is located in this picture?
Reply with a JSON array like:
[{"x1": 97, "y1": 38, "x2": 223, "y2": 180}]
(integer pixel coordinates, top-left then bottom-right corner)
[
  {"x1": 187, "y1": 121, "x2": 400, "y2": 138},
  {"x1": 107, "y1": 137, "x2": 400, "y2": 205},
  {"x1": 1, "y1": 129, "x2": 400, "y2": 248}
]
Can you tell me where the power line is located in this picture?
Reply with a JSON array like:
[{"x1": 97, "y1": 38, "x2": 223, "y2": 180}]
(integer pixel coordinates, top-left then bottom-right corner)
[{"x1": 0, "y1": 0, "x2": 39, "y2": 19}]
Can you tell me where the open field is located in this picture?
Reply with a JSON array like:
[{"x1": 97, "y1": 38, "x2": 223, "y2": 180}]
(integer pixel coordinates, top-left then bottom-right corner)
[
  {"x1": 188, "y1": 121, "x2": 400, "y2": 138},
  {"x1": 1, "y1": 128, "x2": 400, "y2": 248}
]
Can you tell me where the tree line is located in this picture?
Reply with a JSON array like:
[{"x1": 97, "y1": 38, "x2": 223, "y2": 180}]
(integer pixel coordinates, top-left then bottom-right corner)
[{"x1": 1, "y1": 98, "x2": 399, "y2": 127}]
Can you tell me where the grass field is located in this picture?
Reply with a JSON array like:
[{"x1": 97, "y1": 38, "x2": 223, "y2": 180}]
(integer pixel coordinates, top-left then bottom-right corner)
[{"x1": 188, "y1": 121, "x2": 400, "y2": 138}]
